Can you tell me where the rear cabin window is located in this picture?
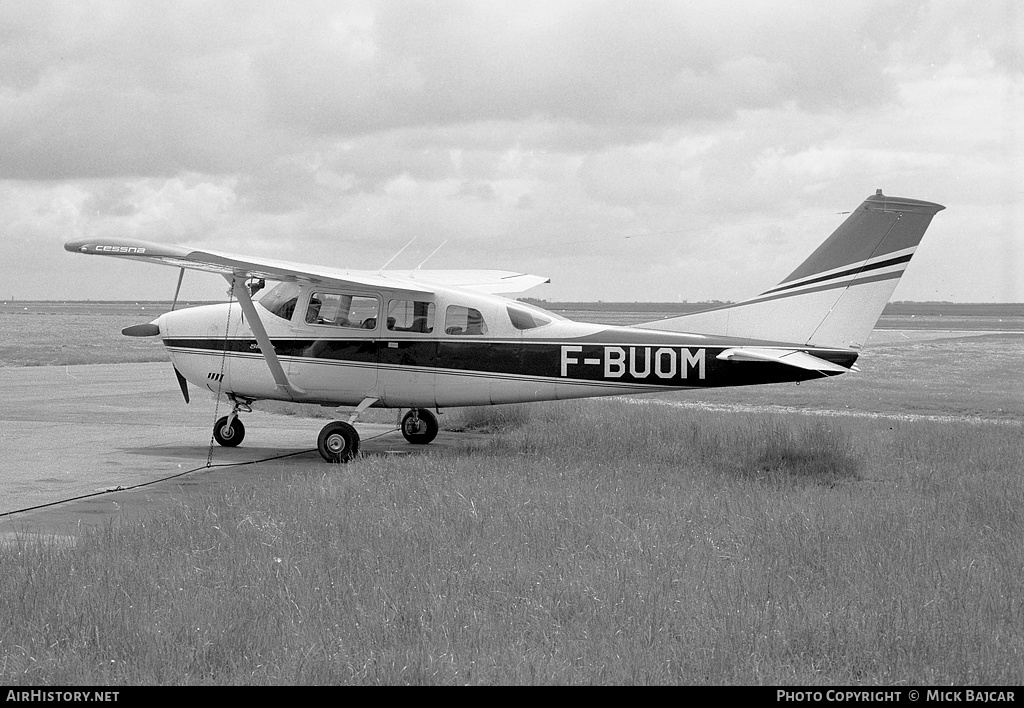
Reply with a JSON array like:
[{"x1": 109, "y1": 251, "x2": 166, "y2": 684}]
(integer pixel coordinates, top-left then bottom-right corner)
[
  {"x1": 507, "y1": 305, "x2": 552, "y2": 330},
  {"x1": 258, "y1": 282, "x2": 302, "y2": 321},
  {"x1": 445, "y1": 305, "x2": 488, "y2": 336},
  {"x1": 387, "y1": 300, "x2": 435, "y2": 333},
  {"x1": 305, "y1": 292, "x2": 380, "y2": 329}
]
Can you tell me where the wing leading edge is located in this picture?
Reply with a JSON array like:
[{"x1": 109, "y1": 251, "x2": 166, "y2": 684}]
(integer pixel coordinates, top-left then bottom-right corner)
[{"x1": 64, "y1": 237, "x2": 549, "y2": 295}]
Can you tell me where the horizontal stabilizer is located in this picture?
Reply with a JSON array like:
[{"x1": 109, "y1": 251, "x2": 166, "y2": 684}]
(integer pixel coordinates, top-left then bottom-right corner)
[{"x1": 716, "y1": 347, "x2": 853, "y2": 374}]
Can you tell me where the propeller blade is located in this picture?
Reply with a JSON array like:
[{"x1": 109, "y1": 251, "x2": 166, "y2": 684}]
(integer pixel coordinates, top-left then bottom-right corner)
[{"x1": 173, "y1": 367, "x2": 190, "y2": 404}]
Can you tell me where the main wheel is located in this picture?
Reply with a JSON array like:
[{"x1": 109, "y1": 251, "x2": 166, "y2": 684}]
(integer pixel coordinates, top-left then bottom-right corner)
[
  {"x1": 213, "y1": 416, "x2": 245, "y2": 447},
  {"x1": 401, "y1": 408, "x2": 438, "y2": 445},
  {"x1": 318, "y1": 421, "x2": 360, "y2": 463}
]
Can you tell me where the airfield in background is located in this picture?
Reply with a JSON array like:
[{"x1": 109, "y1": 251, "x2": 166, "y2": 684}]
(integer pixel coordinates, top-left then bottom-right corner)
[{"x1": 2, "y1": 299, "x2": 1022, "y2": 329}]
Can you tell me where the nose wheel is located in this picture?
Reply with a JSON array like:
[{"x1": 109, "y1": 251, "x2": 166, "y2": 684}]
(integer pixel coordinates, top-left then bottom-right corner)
[
  {"x1": 212, "y1": 397, "x2": 252, "y2": 448},
  {"x1": 212, "y1": 415, "x2": 245, "y2": 447}
]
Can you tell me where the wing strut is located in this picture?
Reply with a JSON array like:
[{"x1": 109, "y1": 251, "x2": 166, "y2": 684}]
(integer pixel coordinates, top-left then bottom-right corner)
[
  {"x1": 171, "y1": 267, "x2": 185, "y2": 311},
  {"x1": 225, "y1": 274, "x2": 305, "y2": 400}
]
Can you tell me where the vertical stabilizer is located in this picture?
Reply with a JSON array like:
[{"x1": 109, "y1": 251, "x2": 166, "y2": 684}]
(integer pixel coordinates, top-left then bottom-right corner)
[{"x1": 635, "y1": 191, "x2": 945, "y2": 349}]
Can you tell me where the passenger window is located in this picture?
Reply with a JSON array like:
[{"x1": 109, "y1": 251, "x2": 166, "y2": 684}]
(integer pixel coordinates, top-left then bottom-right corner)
[
  {"x1": 507, "y1": 305, "x2": 552, "y2": 330},
  {"x1": 445, "y1": 305, "x2": 488, "y2": 336},
  {"x1": 305, "y1": 292, "x2": 379, "y2": 329},
  {"x1": 386, "y1": 300, "x2": 435, "y2": 333}
]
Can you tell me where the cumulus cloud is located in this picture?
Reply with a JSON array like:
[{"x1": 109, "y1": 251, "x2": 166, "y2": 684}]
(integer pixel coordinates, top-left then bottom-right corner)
[
  {"x1": 0, "y1": 0, "x2": 910, "y2": 178},
  {"x1": 0, "y1": 0, "x2": 1020, "y2": 302}
]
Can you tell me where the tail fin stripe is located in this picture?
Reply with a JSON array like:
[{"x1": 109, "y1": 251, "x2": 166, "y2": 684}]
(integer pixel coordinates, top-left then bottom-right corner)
[
  {"x1": 742, "y1": 269, "x2": 905, "y2": 308},
  {"x1": 760, "y1": 252, "x2": 913, "y2": 296}
]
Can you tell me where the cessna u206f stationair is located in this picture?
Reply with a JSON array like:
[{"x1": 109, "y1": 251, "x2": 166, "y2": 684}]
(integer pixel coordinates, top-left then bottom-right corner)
[{"x1": 66, "y1": 191, "x2": 944, "y2": 463}]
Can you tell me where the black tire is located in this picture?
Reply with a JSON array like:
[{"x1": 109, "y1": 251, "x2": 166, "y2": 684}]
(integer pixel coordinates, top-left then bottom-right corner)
[
  {"x1": 318, "y1": 421, "x2": 360, "y2": 463},
  {"x1": 213, "y1": 416, "x2": 245, "y2": 447},
  {"x1": 401, "y1": 408, "x2": 438, "y2": 445}
]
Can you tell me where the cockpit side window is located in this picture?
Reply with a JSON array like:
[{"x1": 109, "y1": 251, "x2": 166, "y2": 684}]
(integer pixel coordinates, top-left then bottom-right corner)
[
  {"x1": 445, "y1": 305, "x2": 488, "y2": 336},
  {"x1": 305, "y1": 292, "x2": 380, "y2": 329},
  {"x1": 258, "y1": 282, "x2": 302, "y2": 321}
]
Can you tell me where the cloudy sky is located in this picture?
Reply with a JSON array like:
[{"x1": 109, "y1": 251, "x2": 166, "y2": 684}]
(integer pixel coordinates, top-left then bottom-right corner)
[{"x1": 2, "y1": 0, "x2": 1021, "y2": 303}]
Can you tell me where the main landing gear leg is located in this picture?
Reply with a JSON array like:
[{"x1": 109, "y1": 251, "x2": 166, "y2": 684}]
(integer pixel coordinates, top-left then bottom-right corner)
[
  {"x1": 317, "y1": 397, "x2": 378, "y2": 464},
  {"x1": 401, "y1": 408, "x2": 439, "y2": 445},
  {"x1": 213, "y1": 396, "x2": 252, "y2": 447}
]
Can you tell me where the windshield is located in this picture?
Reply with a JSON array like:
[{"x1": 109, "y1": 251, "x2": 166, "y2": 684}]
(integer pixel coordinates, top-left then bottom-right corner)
[
  {"x1": 258, "y1": 281, "x2": 302, "y2": 321},
  {"x1": 510, "y1": 301, "x2": 564, "y2": 326},
  {"x1": 507, "y1": 304, "x2": 553, "y2": 330}
]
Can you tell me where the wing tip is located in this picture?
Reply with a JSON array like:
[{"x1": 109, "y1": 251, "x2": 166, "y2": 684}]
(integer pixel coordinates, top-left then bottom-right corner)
[{"x1": 64, "y1": 237, "x2": 192, "y2": 259}]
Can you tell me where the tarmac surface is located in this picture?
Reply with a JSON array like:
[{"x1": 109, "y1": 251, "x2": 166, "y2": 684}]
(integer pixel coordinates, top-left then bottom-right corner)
[{"x1": 0, "y1": 362, "x2": 482, "y2": 543}]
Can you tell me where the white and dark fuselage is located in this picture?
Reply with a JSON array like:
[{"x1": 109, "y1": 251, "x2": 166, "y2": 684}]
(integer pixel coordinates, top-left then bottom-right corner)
[
  {"x1": 159, "y1": 282, "x2": 858, "y2": 411},
  {"x1": 64, "y1": 191, "x2": 945, "y2": 462}
]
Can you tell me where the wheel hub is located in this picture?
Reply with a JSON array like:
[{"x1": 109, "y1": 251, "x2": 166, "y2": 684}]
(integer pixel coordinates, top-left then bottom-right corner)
[{"x1": 326, "y1": 434, "x2": 347, "y2": 454}]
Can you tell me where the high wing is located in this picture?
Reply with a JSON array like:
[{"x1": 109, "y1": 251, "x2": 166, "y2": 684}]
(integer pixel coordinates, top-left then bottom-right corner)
[
  {"x1": 379, "y1": 270, "x2": 550, "y2": 294},
  {"x1": 63, "y1": 237, "x2": 549, "y2": 295}
]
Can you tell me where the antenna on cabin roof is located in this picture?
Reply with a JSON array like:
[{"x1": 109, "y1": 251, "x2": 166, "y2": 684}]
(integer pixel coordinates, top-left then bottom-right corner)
[
  {"x1": 378, "y1": 236, "x2": 418, "y2": 271},
  {"x1": 415, "y1": 240, "x2": 448, "y2": 270}
]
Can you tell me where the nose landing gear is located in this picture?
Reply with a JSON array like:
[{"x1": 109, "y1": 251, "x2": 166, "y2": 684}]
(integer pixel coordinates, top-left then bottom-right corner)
[
  {"x1": 213, "y1": 415, "x2": 245, "y2": 447},
  {"x1": 212, "y1": 397, "x2": 252, "y2": 447}
]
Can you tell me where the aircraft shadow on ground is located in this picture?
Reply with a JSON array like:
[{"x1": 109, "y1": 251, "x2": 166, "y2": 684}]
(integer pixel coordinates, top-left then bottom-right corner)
[
  {"x1": 116, "y1": 444, "x2": 320, "y2": 461},
  {"x1": 113, "y1": 439, "x2": 432, "y2": 463}
]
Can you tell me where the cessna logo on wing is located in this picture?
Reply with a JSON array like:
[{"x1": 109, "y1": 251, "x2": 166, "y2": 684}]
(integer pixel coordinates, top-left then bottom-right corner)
[
  {"x1": 80, "y1": 244, "x2": 148, "y2": 254},
  {"x1": 560, "y1": 345, "x2": 706, "y2": 380}
]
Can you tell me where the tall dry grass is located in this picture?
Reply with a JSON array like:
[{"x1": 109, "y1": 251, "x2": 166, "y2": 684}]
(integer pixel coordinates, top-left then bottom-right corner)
[{"x1": 1, "y1": 399, "x2": 1022, "y2": 685}]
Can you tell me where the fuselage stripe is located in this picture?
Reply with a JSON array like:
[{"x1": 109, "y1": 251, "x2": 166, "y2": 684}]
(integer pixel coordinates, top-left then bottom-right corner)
[
  {"x1": 164, "y1": 338, "x2": 858, "y2": 392},
  {"x1": 164, "y1": 346, "x2": 695, "y2": 390}
]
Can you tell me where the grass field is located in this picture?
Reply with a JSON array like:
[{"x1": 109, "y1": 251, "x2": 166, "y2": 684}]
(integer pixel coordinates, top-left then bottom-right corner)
[{"x1": 0, "y1": 301, "x2": 1022, "y2": 685}]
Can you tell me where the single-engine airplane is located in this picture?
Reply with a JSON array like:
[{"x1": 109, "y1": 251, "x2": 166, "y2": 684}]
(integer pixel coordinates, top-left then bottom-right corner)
[{"x1": 65, "y1": 190, "x2": 944, "y2": 462}]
